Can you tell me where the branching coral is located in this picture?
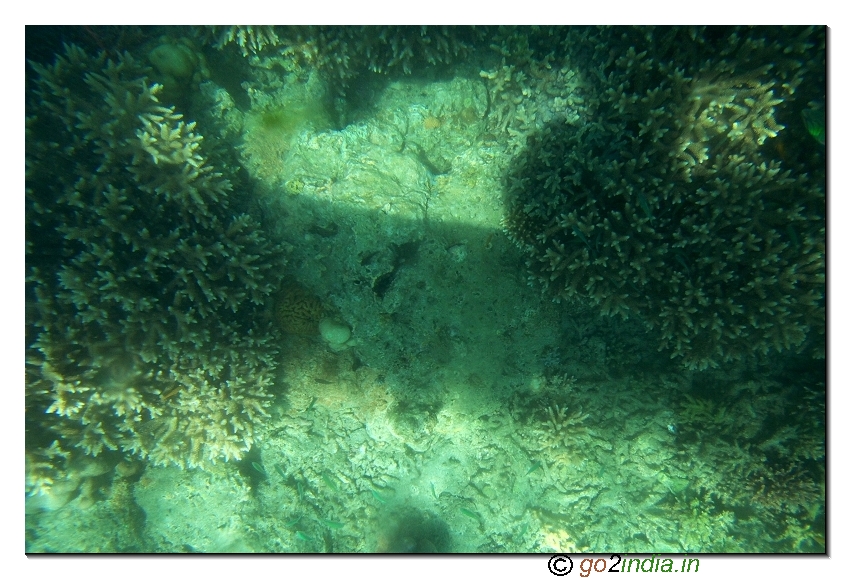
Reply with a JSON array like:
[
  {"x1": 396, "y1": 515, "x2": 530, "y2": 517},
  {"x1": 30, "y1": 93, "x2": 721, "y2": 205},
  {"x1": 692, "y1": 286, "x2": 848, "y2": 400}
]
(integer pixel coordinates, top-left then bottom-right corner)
[
  {"x1": 211, "y1": 25, "x2": 282, "y2": 57},
  {"x1": 534, "y1": 404, "x2": 590, "y2": 452},
  {"x1": 674, "y1": 375, "x2": 824, "y2": 551},
  {"x1": 209, "y1": 26, "x2": 487, "y2": 125},
  {"x1": 503, "y1": 26, "x2": 825, "y2": 369},
  {"x1": 26, "y1": 44, "x2": 284, "y2": 481},
  {"x1": 479, "y1": 27, "x2": 585, "y2": 146}
]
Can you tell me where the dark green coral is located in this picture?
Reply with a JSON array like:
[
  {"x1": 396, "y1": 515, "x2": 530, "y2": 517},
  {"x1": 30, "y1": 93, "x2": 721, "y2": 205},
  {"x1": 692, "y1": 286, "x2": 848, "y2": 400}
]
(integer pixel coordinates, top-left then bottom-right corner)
[{"x1": 504, "y1": 26, "x2": 825, "y2": 369}]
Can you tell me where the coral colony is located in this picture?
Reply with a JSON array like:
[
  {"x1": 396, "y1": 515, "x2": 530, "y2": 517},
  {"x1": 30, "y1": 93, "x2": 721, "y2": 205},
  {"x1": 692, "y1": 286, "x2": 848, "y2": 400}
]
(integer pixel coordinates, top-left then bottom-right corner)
[{"x1": 26, "y1": 26, "x2": 824, "y2": 553}]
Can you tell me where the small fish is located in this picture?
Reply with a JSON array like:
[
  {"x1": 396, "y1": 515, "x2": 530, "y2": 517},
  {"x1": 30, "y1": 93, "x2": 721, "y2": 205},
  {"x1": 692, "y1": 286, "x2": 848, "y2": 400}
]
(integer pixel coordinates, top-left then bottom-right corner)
[
  {"x1": 431, "y1": 482, "x2": 438, "y2": 500},
  {"x1": 295, "y1": 531, "x2": 312, "y2": 542},
  {"x1": 459, "y1": 507, "x2": 479, "y2": 521},
  {"x1": 370, "y1": 488, "x2": 387, "y2": 504},
  {"x1": 801, "y1": 104, "x2": 825, "y2": 145},
  {"x1": 274, "y1": 464, "x2": 286, "y2": 478},
  {"x1": 674, "y1": 253, "x2": 691, "y2": 277},
  {"x1": 320, "y1": 518, "x2": 345, "y2": 529},
  {"x1": 284, "y1": 516, "x2": 302, "y2": 528},
  {"x1": 526, "y1": 461, "x2": 542, "y2": 475},
  {"x1": 667, "y1": 424, "x2": 678, "y2": 435},
  {"x1": 407, "y1": 141, "x2": 451, "y2": 176},
  {"x1": 572, "y1": 225, "x2": 592, "y2": 250},
  {"x1": 637, "y1": 191, "x2": 654, "y2": 221},
  {"x1": 321, "y1": 472, "x2": 339, "y2": 493},
  {"x1": 786, "y1": 224, "x2": 800, "y2": 248},
  {"x1": 251, "y1": 462, "x2": 266, "y2": 475}
]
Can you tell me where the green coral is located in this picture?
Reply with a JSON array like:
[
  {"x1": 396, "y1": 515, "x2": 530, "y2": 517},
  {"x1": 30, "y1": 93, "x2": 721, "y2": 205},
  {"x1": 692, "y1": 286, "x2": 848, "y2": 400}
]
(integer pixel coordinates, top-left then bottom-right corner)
[
  {"x1": 26, "y1": 44, "x2": 284, "y2": 484},
  {"x1": 504, "y1": 26, "x2": 825, "y2": 369}
]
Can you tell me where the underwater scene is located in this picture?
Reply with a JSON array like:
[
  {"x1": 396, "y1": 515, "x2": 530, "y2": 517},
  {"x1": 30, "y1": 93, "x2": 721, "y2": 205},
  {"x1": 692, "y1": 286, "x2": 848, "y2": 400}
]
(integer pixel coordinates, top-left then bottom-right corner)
[{"x1": 25, "y1": 25, "x2": 825, "y2": 553}]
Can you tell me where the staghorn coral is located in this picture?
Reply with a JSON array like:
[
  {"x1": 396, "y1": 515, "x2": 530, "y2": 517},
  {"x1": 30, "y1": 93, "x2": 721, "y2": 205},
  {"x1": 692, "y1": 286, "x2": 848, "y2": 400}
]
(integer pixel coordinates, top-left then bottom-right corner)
[
  {"x1": 209, "y1": 26, "x2": 487, "y2": 126},
  {"x1": 673, "y1": 374, "x2": 824, "y2": 551},
  {"x1": 479, "y1": 27, "x2": 585, "y2": 148},
  {"x1": 536, "y1": 403, "x2": 590, "y2": 452},
  {"x1": 690, "y1": 446, "x2": 824, "y2": 551},
  {"x1": 211, "y1": 25, "x2": 282, "y2": 57},
  {"x1": 503, "y1": 26, "x2": 825, "y2": 370},
  {"x1": 26, "y1": 44, "x2": 283, "y2": 481},
  {"x1": 291, "y1": 25, "x2": 482, "y2": 82}
]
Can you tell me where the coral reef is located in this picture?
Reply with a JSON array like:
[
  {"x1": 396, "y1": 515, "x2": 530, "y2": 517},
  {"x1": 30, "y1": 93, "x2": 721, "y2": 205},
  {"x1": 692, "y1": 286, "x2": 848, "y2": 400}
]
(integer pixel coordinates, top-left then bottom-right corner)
[
  {"x1": 479, "y1": 27, "x2": 585, "y2": 148},
  {"x1": 674, "y1": 375, "x2": 825, "y2": 551},
  {"x1": 503, "y1": 26, "x2": 825, "y2": 369},
  {"x1": 208, "y1": 26, "x2": 486, "y2": 125},
  {"x1": 288, "y1": 25, "x2": 480, "y2": 83},
  {"x1": 25, "y1": 26, "x2": 826, "y2": 555},
  {"x1": 211, "y1": 25, "x2": 282, "y2": 57},
  {"x1": 26, "y1": 44, "x2": 283, "y2": 486},
  {"x1": 535, "y1": 403, "x2": 590, "y2": 452}
]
